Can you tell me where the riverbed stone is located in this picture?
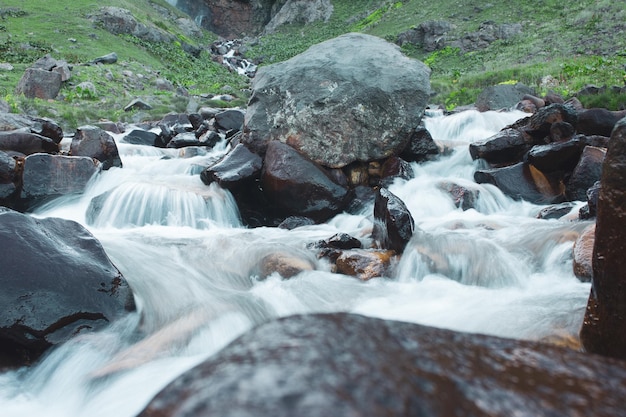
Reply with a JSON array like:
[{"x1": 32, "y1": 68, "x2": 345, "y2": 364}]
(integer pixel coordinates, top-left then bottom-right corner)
[
  {"x1": 71, "y1": 125, "x2": 122, "y2": 170},
  {"x1": 565, "y1": 146, "x2": 606, "y2": 201},
  {"x1": 469, "y1": 127, "x2": 532, "y2": 166},
  {"x1": 243, "y1": 32, "x2": 431, "y2": 168},
  {"x1": 0, "y1": 209, "x2": 135, "y2": 367},
  {"x1": 21, "y1": 153, "x2": 101, "y2": 206},
  {"x1": 0, "y1": 128, "x2": 59, "y2": 155},
  {"x1": 580, "y1": 117, "x2": 626, "y2": 359},
  {"x1": 573, "y1": 223, "x2": 594, "y2": 282},
  {"x1": 140, "y1": 313, "x2": 626, "y2": 417},
  {"x1": 261, "y1": 141, "x2": 350, "y2": 222},
  {"x1": 372, "y1": 187, "x2": 415, "y2": 253}
]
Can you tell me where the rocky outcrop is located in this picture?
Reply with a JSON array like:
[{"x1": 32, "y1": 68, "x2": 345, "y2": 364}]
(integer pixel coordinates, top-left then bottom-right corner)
[
  {"x1": 580, "y1": 117, "x2": 626, "y2": 360},
  {"x1": 396, "y1": 20, "x2": 454, "y2": 52},
  {"x1": 0, "y1": 209, "x2": 135, "y2": 367},
  {"x1": 140, "y1": 313, "x2": 626, "y2": 417},
  {"x1": 89, "y1": 7, "x2": 174, "y2": 43},
  {"x1": 243, "y1": 33, "x2": 431, "y2": 168},
  {"x1": 264, "y1": 0, "x2": 333, "y2": 34}
]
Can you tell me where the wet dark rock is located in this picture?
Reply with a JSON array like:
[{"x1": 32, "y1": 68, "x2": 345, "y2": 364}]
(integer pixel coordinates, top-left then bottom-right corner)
[
  {"x1": 475, "y1": 83, "x2": 534, "y2": 112},
  {"x1": 140, "y1": 313, "x2": 626, "y2": 417},
  {"x1": 372, "y1": 187, "x2": 414, "y2": 253},
  {"x1": 200, "y1": 143, "x2": 262, "y2": 189},
  {"x1": 345, "y1": 185, "x2": 377, "y2": 214},
  {"x1": 243, "y1": 33, "x2": 430, "y2": 168},
  {"x1": 548, "y1": 121, "x2": 576, "y2": 142},
  {"x1": 166, "y1": 132, "x2": 202, "y2": 148},
  {"x1": 469, "y1": 128, "x2": 532, "y2": 166},
  {"x1": 536, "y1": 202, "x2": 577, "y2": 220},
  {"x1": 0, "y1": 209, "x2": 135, "y2": 367},
  {"x1": 565, "y1": 146, "x2": 606, "y2": 201},
  {"x1": 335, "y1": 249, "x2": 396, "y2": 281},
  {"x1": 15, "y1": 68, "x2": 62, "y2": 100},
  {"x1": 580, "y1": 117, "x2": 626, "y2": 359},
  {"x1": 21, "y1": 154, "x2": 100, "y2": 206},
  {"x1": 261, "y1": 141, "x2": 349, "y2": 222},
  {"x1": 214, "y1": 109, "x2": 244, "y2": 132},
  {"x1": 523, "y1": 104, "x2": 578, "y2": 143},
  {"x1": 25, "y1": 117, "x2": 64, "y2": 143},
  {"x1": 437, "y1": 181, "x2": 480, "y2": 210},
  {"x1": 525, "y1": 137, "x2": 587, "y2": 174},
  {"x1": 577, "y1": 108, "x2": 626, "y2": 137},
  {"x1": 380, "y1": 156, "x2": 414, "y2": 185},
  {"x1": 573, "y1": 223, "x2": 594, "y2": 282},
  {"x1": 0, "y1": 129, "x2": 59, "y2": 155},
  {"x1": 475, "y1": 162, "x2": 563, "y2": 204},
  {"x1": 579, "y1": 181, "x2": 601, "y2": 220},
  {"x1": 321, "y1": 233, "x2": 362, "y2": 250},
  {"x1": 0, "y1": 151, "x2": 18, "y2": 202},
  {"x1": 122, "y1": 129, "x2": 158, "y2": 146},
  {"x1": 399, "y1": 122, "x2": 439, "y2": 162},
  {"x1": 71, "y1": 125, "x2": 122, "y2": 170}
]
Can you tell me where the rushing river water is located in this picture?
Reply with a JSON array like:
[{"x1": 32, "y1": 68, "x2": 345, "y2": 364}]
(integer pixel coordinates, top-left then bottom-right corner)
[{"x1": 0, "y1": 109, "x2": 591, "y2": 416}]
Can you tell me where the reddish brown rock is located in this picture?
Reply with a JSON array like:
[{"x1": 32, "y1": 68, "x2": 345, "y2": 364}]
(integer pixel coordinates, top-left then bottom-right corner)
[
  {"x1": 259, "y1": 252, "x2": 315, "y2": 280},
  {"x1": 261, "y1": 141, "x2": 349, "y2": 222},
  {"x1": 573, "y1": 223, "x2": 595, "y2": 282},
  {"x1": 335, "y1": 249, "x2": 396, "y2": 281},
  {"x1": 580, "y1": 117, "x2": 626, "y2": 359},
  {"x1": 140, "y1": 313, "x2": 626, "y2": 417}
]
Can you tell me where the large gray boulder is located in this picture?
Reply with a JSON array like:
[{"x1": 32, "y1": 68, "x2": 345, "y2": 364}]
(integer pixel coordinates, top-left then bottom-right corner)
[
  {"x1": 140, "y1": 313, "x2": 626, "y2": 417},
  {"x1": 243, "y1": 33, "x2": 431, "y2": 168}
]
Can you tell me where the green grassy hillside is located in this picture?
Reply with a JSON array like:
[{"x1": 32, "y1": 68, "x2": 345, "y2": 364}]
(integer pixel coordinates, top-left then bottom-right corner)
[{"x1": 1, "y1": 0, "x2": 624, "y2": 129}]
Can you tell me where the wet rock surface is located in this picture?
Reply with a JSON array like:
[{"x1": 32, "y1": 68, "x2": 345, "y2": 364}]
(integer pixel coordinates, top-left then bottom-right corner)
[
  {"x1": 140, "y1": 313, "x2": 626, "y2": 417},
  {"x1": 0, "y1": 209, "x2": 135, "y2": 367},
  {"x1": 580, "y1": 117, "x2": 626, "y2": 359}
]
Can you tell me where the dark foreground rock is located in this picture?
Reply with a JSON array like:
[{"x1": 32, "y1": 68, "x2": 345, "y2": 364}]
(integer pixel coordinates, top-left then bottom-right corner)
[
  {"x1": 580, "y1": 117, "x2": 626, "y2": 359},
  {"x1": 140, "y1": 313, "x2": 626, "y2": 417},
  {"x1": 0, "y1": 209, "x2": 135, "y2": 367}
]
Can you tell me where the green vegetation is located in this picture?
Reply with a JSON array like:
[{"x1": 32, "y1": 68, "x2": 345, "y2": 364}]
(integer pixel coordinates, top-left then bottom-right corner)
[{"x1": 0, "y1": 0, "x2": 624, "y2": 129}]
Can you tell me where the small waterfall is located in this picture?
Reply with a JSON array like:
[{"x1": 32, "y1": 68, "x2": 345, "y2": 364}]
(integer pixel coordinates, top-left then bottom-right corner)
[{"x1": 86, "y1": 182, "x2": 241, "y2": 229}]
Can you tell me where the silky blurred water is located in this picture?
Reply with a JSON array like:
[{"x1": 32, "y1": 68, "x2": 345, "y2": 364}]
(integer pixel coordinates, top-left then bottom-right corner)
[{"x1": 0, "y1": 109, "x2": 591, "y2": 417}]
